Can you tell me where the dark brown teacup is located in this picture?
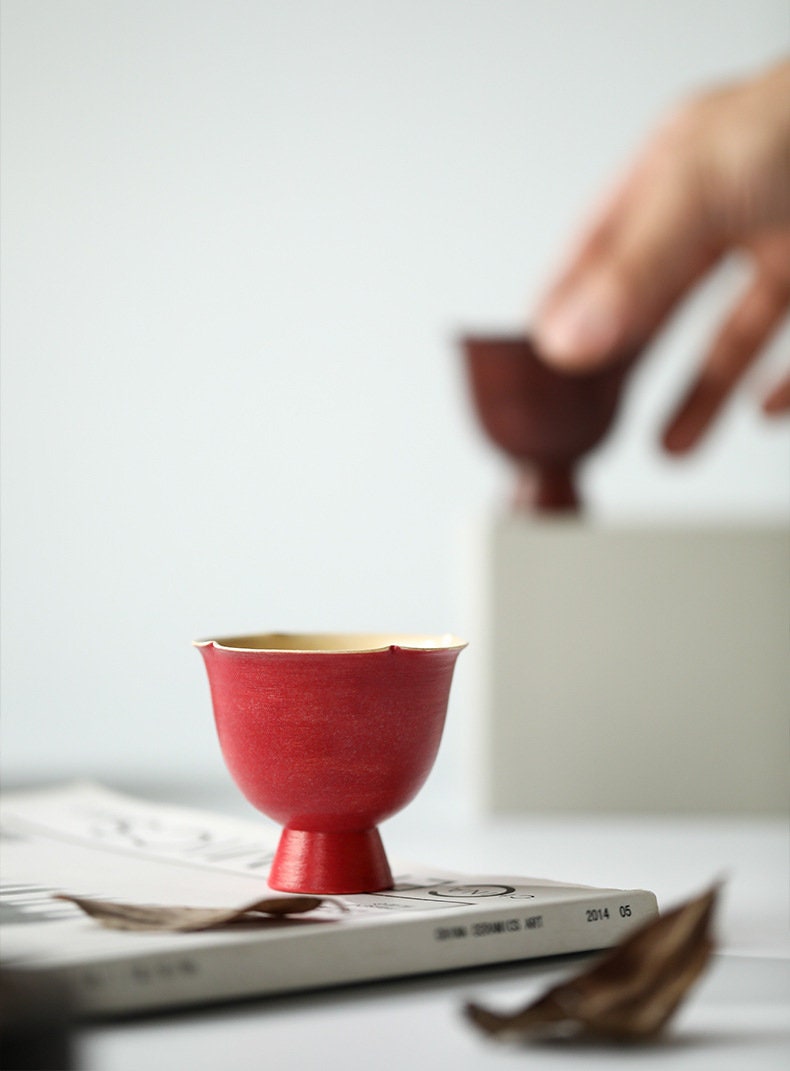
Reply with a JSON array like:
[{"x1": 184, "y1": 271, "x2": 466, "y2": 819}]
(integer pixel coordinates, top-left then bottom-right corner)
[{"x1": 461, "y1": 334, "x2": 632, "y2": 512}]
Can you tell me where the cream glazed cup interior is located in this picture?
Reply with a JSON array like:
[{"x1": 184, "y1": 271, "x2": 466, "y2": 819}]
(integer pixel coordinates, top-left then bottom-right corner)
[{"x1": 194, "y1": 632, "x2": 467, "y2": 653}]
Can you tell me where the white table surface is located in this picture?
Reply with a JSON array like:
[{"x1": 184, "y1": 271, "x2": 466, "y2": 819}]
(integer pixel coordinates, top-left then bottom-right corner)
[{"x1": 79, "y1": 797, "x2": 790, "y2": 1071}]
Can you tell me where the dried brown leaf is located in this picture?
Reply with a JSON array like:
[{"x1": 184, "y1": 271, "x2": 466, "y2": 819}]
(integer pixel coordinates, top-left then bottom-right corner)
[
  {"x1": 55, "y1": 894, "x2": 330, "y2": 932},
  {"x1": 466, "y1": 883, "x2": 719, "y2": 1043}
]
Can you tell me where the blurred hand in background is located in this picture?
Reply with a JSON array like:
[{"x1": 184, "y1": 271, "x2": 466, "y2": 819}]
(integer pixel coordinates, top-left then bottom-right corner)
[{"x1": 534, "y1": 58, "x2": 790, "y2": 453}]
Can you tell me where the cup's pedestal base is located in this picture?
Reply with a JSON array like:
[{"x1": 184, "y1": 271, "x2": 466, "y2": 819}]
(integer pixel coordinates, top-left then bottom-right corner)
[{"x1": 269, "y1": 827, "x2": 394, "y2": 894}]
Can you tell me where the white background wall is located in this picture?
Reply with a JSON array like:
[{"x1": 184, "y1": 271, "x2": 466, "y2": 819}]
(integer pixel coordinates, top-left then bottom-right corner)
[{"x1": 2, "y1": 1, "x2": 788, "y2": 804}]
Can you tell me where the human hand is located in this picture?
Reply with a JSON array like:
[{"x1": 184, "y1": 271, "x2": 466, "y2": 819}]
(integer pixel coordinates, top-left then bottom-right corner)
[{"x1": 533, "y1": 59, "x2": 790, "y2": 452}]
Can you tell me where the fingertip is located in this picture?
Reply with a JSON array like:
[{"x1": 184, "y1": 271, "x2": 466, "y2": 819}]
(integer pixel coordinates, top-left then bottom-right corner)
[
  {"x1": 661, "y1": 391, "x2": 709, "y2": 454},
  {"x1": 532, "y1": 319, "x2": 595, "y2": 370},
  {"x1": 661, "y1": 423, "x2": 697, "y2": 455},
  {"x1": 533, "y1": 295, "x2": 624, "y2": 370},
  {"x1": 761, "y1": 382, "x2": 790, "y2": 416}
]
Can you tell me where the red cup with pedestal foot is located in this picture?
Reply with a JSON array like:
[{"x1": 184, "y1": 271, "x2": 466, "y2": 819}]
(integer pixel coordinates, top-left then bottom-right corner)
[
  {"x1": 195, "y1": 632, "x2": 466, "y2": 894},
  {"x1": 461, "y1": 334, "x2": 632, "y2": 513}
]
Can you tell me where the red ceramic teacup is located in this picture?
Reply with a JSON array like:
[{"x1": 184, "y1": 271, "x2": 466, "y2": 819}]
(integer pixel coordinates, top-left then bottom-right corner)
[
  {"x1": 195, "y1": 632, "x2": 466, "y2": 894},
  {"x1": 461, "y1": 334, "x2": 632, "y2": 512}
]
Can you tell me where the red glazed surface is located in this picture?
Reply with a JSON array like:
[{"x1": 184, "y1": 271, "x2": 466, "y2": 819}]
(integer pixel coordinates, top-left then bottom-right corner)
[
  {"x1": 196, "y1": 633, "x2": 465, "y2": 893},
  {"x1": 461, "y1": 334, "x2": 632, "y2": 512}
]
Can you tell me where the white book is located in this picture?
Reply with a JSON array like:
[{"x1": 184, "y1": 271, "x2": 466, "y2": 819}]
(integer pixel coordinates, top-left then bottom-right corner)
[{"x1": 0, "y1": 783, "x2": 658, "y2": 1017}]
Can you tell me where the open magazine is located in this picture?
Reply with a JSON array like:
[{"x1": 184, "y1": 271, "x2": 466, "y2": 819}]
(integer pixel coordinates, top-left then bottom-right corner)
[{"x1": 0, "y1": 782, "x2": 658, "y2": 1016}]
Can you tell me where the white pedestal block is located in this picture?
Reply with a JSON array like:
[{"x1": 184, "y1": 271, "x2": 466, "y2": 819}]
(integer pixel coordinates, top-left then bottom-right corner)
[{"x1": 467, "y1": 518, "x2": 789, "y2": 814}]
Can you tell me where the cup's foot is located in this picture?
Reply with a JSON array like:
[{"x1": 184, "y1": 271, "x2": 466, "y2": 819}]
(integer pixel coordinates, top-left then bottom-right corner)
[
  {"x1": 268, "y1": 827, "x2": 394, "y2": 894},
  {"x1": 515, "y1": 463, "x2": 580, "y2": 513}
]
